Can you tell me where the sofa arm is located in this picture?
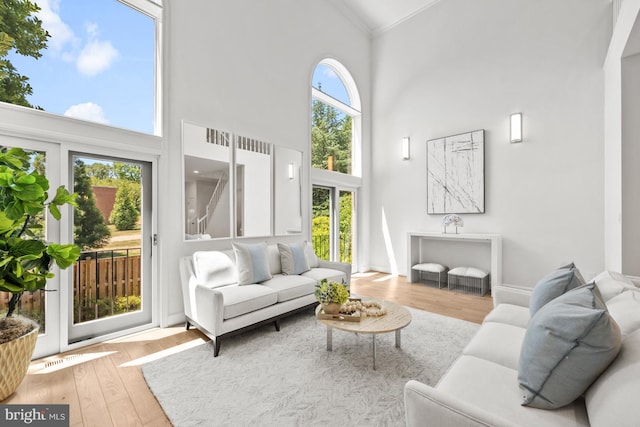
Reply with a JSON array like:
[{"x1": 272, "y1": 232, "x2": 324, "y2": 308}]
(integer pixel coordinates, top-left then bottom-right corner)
[
  {"x1": 491, "y1": 284, "x2": 532, "y2": 308},
  {"x1": 318, "y1": 260, "x2": 352, "y2": 285},
  {"x1": 404, "y1": 380, "x2": 520, "y2": 427},
  {"x1": 192, "y1": 284, "x2": 225, "y2": 337}
]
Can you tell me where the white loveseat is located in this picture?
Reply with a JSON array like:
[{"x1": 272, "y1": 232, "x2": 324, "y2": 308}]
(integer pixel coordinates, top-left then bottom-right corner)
[
  {"x1": 179, "y1": 242, "x2": 351, "y2": 356},
  {"x1": 404, "y1": 270, "x2": 640, "y2": 427}
]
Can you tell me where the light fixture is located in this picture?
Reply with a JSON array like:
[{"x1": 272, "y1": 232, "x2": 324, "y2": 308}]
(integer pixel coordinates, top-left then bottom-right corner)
[
  {"x1": 510, "y1": 113, "x2": 523, "y2": 143},
  {"x1": 402, "y1": 136, "x2": 410, "y2": 160},
  {"x1": 288, "y1": 162, "x2": 294, "y2": 180}
]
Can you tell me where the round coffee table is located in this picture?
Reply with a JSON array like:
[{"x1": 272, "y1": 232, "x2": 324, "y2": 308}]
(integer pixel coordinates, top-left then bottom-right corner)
[{"x1": 316, "y1": 300, "x2": 412, "y2": 370}]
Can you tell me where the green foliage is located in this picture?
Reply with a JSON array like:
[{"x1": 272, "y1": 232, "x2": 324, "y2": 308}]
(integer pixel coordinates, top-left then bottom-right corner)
[
  {"x1": 0, "y1": 147, "x2": 79, "y2": 317},
  {"x1": 109, "y1": 185, "x2": 138, "y2": 231},
  {"x1": 113, "y1": 162, "x2": 141, "y2": 182},
  {"x1": 311, "y1": 99, "x2": 352, "y2": 174},
  {"x1": 314, "y1": 279, "x2": 349, "y2": 304},
  {"x1": 0, "y1": 0, "x2": 50, "y2": 108},
  {"x1": 74, "y1": 160, "x2": 111, "y2": 250},
  {"x1": 114, "y1": 295, "x2": 141, "y2": 312}
]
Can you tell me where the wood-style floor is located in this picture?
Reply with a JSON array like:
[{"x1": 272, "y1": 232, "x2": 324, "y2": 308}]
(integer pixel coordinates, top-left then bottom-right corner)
[{"x1": 4, "y1": 272, "x2": 493, "y2": 426}]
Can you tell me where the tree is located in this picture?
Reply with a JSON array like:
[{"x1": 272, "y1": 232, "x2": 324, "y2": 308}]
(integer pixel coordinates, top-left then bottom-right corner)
[
  {"x1": 74, "y1": 160, "x2": 111, "y2": 250},
  {"x1": 114, "y1": 162, "x2": 141, "y2": 182},
  {"x1": 311, "y1": 99, "x2": 352, "y2": 174},
  {"x1": 109, "y1": 185, "x2": 138, "y2": 231},
  {"x1": 0, "y1": 0, "x2": 50, "y2": 108}
]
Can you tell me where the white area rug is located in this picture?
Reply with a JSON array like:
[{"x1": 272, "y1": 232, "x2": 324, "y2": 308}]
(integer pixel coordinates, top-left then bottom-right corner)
[{"x1": 142, "y1": 307, "x2": 479, "y2": 426}]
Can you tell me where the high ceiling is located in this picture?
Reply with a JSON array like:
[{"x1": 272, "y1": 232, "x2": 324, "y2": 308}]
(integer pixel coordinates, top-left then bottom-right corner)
[{"x1": 331, "y1": 0, "x2": 441, "y2": 35}]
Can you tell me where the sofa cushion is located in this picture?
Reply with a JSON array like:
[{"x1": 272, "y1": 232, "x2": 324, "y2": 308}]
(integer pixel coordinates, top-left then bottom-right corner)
[
  {"x1": 305, "y1": 241, "x2": 320, "y2": 268},
  {"x1": 529, "y1": 264, "x2": 585, "y2": 315},
  {"x1": 192, "y1": 251, "x2": 238, "y2": 288},
  {"x1": 233, "y1": 242, "x2": 272, "y2": 285},
  {"x1": 605, "y1": 289, "x2": 640, "y2": 337},
  {"x1": 462, "y1": 322, "x2": 526, "y2": 370},
  {"x1": 585, "y1": 328, "x2": 640, "y2": 427},
  {"x1": 437, "y1": 355, "x2": 590, "y2": 427},
  {"x1": 518, "y1": 283, "x2": 622, "y2": 409},
  {"x1": 301, "y1": 267, "x2": 346, "y2": 284},
  {"x1": 277, "y1": 242, "x2": 310, "y2": 275},
  {"x1": 483, "y1": 303, "x2": 530, "y2": 329},
  {"x1": 218, "y1": 284, "x2": 278, "y2": 320},
  {"x1": 593, "y1": 270, "x2": 636, "y2": 302},
  {"x1": 262, "y1": 274, "x2": 316, "y2": 302}
]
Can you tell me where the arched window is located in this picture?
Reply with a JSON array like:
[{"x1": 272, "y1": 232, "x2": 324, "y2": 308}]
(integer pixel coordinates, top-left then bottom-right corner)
[{"x1": 311, "y1": 59, "x2": 361, "y2": 176}]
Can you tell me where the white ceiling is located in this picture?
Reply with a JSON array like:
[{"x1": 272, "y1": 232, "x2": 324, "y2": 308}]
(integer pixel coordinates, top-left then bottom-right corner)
[{"x1": 331, "y1": 0, "x2": 441, "y2": 35}]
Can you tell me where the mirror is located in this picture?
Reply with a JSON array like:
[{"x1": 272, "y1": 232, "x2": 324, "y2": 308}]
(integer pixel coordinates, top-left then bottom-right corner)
[
  {"x1": 274, "y1": 147, "x2": 302, "y2": 235},
  {"x1": 183, "y1": 122, "x2": 232, "y2": 240},
  {"x1": 235, "y1": 135, "x2": 273, "y2": 237}
]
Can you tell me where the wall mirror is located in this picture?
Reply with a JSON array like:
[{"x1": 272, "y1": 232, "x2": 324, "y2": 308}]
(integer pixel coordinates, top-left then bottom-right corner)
[
  {"x1": 235, "y1": 135, "x2": 273, "y2": 237},
  {"x1": 274, "y1": 147, "x2": 302, "y2": 235},
  {"x1": 183, "y1": 122, "x2": 232, "y2": 240}
]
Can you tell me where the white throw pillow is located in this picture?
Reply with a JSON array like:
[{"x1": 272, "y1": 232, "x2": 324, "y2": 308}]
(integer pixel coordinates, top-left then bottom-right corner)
[
  {"x1": 232, "y1": 242, "x2": 272, "y2": 285},
  {"x1": 305, "y1": 241, "x2": 320, "y2": 268},
  {"x1": 277, "y1": 242, "x2": 310, "y2": 275}
]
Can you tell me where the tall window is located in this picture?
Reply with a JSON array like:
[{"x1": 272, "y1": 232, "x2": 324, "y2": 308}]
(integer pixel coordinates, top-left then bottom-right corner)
[
  {"x1": 0, "y1": 0, "x2": 160, "y2": 135},
  {"x1": 311, "y1": 59, "x2": 360, "y2": 267}
]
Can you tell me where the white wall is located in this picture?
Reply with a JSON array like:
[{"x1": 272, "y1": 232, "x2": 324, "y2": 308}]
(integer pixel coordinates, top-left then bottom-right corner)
[
  {"x1": 368, "y1": 0, "x2": 612, "y2": 285},
  {"x1": 161, "y1": 0, "x2": 371, "y2": 324}
]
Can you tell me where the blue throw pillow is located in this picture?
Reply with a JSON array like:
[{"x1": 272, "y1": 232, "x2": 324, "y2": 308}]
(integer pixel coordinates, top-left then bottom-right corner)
[
  {"x1": 277, "y1": 242, "x2": 310, "y2": 275},
  {"x1": 529, "y1": 263, "x2": 585, "y2": 315}
]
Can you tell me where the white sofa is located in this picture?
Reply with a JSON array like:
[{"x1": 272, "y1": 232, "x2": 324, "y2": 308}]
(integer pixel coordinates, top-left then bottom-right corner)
[
  {"x1": 404, "y1": 270, "x2": 640, "y2": 427},
  {"x1": 179, "y1": 242, "x2": 351, "y2": 356}
]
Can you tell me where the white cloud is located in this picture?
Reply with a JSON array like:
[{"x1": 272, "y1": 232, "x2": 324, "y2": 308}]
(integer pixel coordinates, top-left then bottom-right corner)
[
  {"x1": 34, "y1": 0, "x2": 78, "y2": 52},
  {"x1": 75, "y1": 22, "x2": 119, "y2": 77},
  {"x1": 64, "y1": 102, "x2": 109, "y2": 124},
  {"x1": 323, "y1": 67, "x2": 338, "y2": 80}
]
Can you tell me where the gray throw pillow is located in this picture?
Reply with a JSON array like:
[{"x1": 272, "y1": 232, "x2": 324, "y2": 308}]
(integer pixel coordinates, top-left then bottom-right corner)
[
  {"x1": 529, "y1": 264, "x2": 585, "y2": 315},
  {"x1": 518, "y1": 283, "x2": 621, "y2": 409},
  {"x1": 232, "y1": 242, "x2": 272, "y2": 285},
  {"x1": 277, "y1": 242, "x2": 310, "y2": 275}
]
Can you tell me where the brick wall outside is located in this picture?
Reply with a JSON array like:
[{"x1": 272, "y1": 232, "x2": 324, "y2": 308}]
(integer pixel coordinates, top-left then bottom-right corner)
[{"x1": 93, "y1": 186, "x2": 117, "y2": 224}]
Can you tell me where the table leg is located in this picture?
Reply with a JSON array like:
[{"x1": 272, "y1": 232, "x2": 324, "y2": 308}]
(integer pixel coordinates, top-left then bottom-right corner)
[
  {"x1": 372, "y1": 334, "x2": 377, "y2": 370},
  {"x1": 395, "y1": 329, "x2": 402, "y2": 348},
  {"x1": 326, "y1": 326, "x2": 333, "y2": 351}
]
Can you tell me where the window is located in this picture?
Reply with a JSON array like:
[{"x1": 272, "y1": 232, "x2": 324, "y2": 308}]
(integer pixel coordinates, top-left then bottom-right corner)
[{"x1": 1, "y1": 0, "x2": 160, "y2": 135}]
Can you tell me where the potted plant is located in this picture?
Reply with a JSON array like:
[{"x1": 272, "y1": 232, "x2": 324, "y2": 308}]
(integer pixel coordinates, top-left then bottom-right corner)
[
  {"x1": 314, "y1": 279, "x2": 349, "y2": 314},
  {"x1": 0, "y1": 147, "x2": 80, "y2": 401}
]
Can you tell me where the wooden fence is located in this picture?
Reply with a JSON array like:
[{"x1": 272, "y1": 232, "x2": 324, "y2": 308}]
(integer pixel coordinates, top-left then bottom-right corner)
[{"x1": 0, "y1": 249, "x2": 142, "y2": 325}]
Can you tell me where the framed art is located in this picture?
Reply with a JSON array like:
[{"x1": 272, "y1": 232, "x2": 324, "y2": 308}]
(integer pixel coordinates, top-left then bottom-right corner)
[{"x1": 427, "y1": 129, "x2": 485, "y2": 214}]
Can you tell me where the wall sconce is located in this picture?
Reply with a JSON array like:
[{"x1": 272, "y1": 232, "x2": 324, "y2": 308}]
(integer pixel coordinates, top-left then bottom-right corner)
[
  {"x1": 402, "y1": 136, "x2": 410, "y2": 160},
  {"x1": 288, "y1": 162, "x2": 294, "y2": 180},
  {"x1": 510, "y1": 113, "x2": 523, "y2": 143}
]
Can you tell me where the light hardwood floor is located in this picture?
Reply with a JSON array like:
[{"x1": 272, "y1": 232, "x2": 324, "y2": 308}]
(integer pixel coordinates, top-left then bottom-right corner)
[{"x1": 4, "y1": 272, "x2": 493, "y2": 426}]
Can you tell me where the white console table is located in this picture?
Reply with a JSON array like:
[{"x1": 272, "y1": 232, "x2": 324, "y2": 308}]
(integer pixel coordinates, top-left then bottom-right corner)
[{"x1": 407, "y1": 232, "x2": 502, "y2": 288}]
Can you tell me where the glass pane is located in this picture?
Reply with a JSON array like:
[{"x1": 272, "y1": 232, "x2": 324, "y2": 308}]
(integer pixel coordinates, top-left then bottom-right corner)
[
  {"x1": 339, "y1": 191, "x2": 353, "y2": 264},
  {"x1": 0, "y1": 151, "x2": 47, "y2": 333},
  {"x1": 312, "y1": 64, "x2": 350, "y2": 105},
  {"x1": 311, "y1": 100, "x2": 353, "y2": 174},
  {"x1": 72, "y1": 156, "x2": 142, "y2": 324},
  {"x1": 312, "y1": 186, "x2": 331, "y2": 261},
  {"x1": 3, "y1": 0, "x2": 155, "y2": 134}
]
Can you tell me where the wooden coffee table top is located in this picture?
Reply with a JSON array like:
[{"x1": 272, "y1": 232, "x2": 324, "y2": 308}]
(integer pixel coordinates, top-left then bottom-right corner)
[{"x1": 316, "y1": 300, "x2": 412, "y2": 334}]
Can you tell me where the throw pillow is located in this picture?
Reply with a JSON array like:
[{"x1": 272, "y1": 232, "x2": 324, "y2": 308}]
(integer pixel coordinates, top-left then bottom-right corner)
[
  {"x1": 277, "y1": 242, "x2": 310, "y2": 275},
  {"x1": 232, "y1": 242, "x2": 272, "y2": 285},
  {"x1": 529, "y1": 264, "x2": 586, "y2": 315},
  {"x1": 518, "y1": 283, "x2": 622, "y2": 409},
  {"x1": 305, "y1": 241, "x2": 320, "y2": 268},
  {"x1": 605, "y1": 289, "x2": 640, "y2": 337}
]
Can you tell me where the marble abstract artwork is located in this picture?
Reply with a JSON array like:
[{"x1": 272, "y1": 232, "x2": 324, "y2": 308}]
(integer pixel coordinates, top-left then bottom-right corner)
[{"x1": 427, "y1": 129, "x2": 485, "y2": 214}]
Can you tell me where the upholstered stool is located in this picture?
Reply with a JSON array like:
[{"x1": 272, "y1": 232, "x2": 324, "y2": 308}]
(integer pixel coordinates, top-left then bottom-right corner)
[
  {"x1": 447, "y1": 267, "x2": 490, "y2": 295},
  {"x1": 412, "y1": 263, "x2": 448, "y2": 288}
]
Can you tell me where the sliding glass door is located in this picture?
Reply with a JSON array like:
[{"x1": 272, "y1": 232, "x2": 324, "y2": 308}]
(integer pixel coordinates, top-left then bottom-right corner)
[{"x1": 312, "y1": 185, "x2": 355, "y2": 265}]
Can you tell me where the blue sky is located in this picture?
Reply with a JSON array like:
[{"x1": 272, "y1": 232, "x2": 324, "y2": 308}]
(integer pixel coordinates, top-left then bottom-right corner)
[
  {"x1": 312, "y1": 64, "x2": 350, "y2": 106},
  {"x1": 8, "y1": 0, "x2": 155, "y2": 134}
]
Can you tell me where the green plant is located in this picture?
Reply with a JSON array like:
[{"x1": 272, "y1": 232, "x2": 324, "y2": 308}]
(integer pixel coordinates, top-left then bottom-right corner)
[
  {"x1": 0, "y1": 147, "x2": 80, "y2": 320},
  {"x1": 314, "y1": 279, "x2": 349, "y2": 305},
  {"x1": 114, "y1": 295, "x2": 141, "y2": 313}
]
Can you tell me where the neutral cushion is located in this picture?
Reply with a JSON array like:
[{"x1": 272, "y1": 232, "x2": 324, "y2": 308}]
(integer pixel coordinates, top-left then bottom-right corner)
[
  {"x1": 483, "y1": 303, "x2": 530, "y2": 329},
  {"x1": 277, "y1": 242, "x2": 310, "y2": 275},
  {"x1": 448, "y1": 266, "x2": 488, "y2": 278},
  {"x1": 218, "y1": 285, "x2": 278, "y2": 320},
  {"x1": 462, "y1": 322, "x2": 526, "y2": 370},
  {"x1": 412, "y1": 263, "x2": 447, "y2": 273},
  {"x1": 233, "y1": 242, "x2": 272, "y2": 285},
  {"x1": 518, "y1": 283, "x2": 622, "y2": 409},
  {"x1": 192, "y1": 251, "x2": 238, "y2": 288},
  {"x1": 605, "y1": 289, "x2": 640, "y2": 337},
  {"x1": 593, "y1": 270, "x2": 636, "y2": 302},
  {"x1": 301, "y1": 267, "x2": 346, "y2": 284},
  {"x1": 585, "y1": 329, "x2": 640, "y2": 427},
  {"x1": 529, "y1": 265, "x2": 585, "y2": 315},
  {"x1": 262, "y1": 274, "x2": 316, "y2": 302},
  {"x1": 305, "y1": 241, "x2": 320, "y2": 268}
]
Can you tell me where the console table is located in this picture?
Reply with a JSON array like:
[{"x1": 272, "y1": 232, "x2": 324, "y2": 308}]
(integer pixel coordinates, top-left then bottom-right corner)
[{"x1": 407, "y1": 232, "x2": 502, "y2": 288}]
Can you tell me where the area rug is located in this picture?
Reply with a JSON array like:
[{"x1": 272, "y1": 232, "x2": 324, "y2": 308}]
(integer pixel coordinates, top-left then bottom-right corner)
[{"x1": 142, "y1": 307, "x2": 479, "y2": 426}]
